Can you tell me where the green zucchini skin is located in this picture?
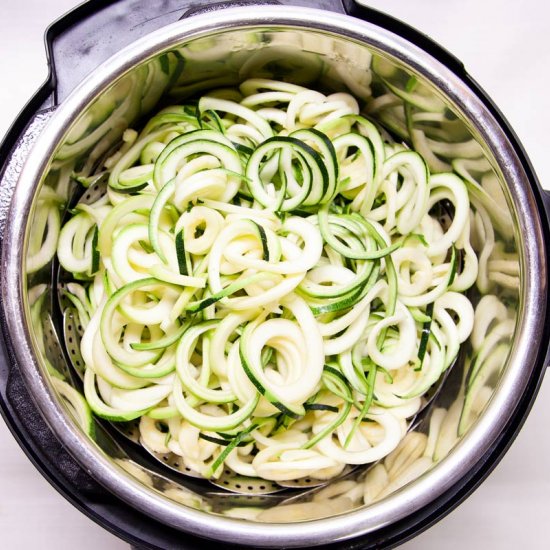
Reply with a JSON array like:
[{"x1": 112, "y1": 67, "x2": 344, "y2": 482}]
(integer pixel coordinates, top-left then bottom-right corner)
[{"x1": 55, "y1": 77, "x2": 481, "y2": 483}]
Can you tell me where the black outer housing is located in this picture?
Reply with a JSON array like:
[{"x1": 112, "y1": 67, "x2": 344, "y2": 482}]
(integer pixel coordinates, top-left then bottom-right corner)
[{"x1": 1, "y1": 1, "x2": 549, "y2": 548}]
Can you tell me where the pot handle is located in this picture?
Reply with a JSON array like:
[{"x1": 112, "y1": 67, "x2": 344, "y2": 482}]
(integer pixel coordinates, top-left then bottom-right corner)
[
  {"x1": 45, "y1": 0, "x2": 350, "y2": 104},
  {"x1": 46, "y1": 0, "x2": 199, "y2": 104}
]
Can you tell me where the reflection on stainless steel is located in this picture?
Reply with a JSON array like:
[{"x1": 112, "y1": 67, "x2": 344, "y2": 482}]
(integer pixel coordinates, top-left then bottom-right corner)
[
  {"x1": 26, "y1": 188, "x2": 62, "y2": 274},
  {"x1": 3, "y1": 7, "x2": 542, "y2": 548}
]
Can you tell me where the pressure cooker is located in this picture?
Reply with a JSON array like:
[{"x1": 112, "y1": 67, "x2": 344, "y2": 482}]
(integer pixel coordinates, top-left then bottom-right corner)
[{"x1": 1, "y1": 0, "x2": 549, "y2": 548}]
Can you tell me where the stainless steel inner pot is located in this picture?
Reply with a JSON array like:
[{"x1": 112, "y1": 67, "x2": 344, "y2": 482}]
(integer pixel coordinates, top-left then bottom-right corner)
[{"x1": 1, "y1": 5, "x2": 547, "y2": 548}]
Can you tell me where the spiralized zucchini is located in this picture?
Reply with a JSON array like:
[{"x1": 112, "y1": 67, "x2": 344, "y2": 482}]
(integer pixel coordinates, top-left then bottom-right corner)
[{"x1": 57, "y1": 79, "x2": 478, "y2": 482}]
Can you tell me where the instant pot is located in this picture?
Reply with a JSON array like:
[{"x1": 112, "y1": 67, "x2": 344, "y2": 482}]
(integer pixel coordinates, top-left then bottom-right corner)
[{"x1": 1, "y1": 1, "x2": 549, "y2": 548}]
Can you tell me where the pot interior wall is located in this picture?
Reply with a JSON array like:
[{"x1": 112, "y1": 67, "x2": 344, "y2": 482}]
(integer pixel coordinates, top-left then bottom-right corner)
[{"x1": 22, "y1": 25, "x2": 519, "y2": 525}]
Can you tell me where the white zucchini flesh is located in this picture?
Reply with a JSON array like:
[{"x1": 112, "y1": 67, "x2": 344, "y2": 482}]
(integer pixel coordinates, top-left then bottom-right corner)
[{"x1": 55, "y1": 78, "x2": 490, "y2": 484}]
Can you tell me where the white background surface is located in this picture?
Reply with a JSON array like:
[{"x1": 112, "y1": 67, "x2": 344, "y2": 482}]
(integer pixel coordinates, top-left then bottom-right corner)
[{"x1": 1, "y1": 1, "x2": 549, "y2": 548}]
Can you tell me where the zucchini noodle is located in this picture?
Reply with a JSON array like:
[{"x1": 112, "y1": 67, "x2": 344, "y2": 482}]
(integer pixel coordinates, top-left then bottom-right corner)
[{"x1": 57, "y1": 78, "x2": 478, "y2": 483}]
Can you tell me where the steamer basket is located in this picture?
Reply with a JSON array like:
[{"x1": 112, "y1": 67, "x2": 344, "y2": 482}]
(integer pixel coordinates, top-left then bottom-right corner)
[{"x1": 1, "y1": 2, "x2": 549, "y2": 548}]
